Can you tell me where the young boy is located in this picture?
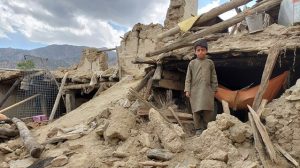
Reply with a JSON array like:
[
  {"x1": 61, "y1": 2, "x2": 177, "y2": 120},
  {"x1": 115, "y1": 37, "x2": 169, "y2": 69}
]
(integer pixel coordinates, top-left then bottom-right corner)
[{"x1": 184, "y1": 39, "x2": 218, "y2": 135}]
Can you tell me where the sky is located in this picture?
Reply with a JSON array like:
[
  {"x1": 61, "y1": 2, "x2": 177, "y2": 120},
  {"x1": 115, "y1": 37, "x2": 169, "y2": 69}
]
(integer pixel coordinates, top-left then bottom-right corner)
[{"x1": 0, "y1": 0, "x2": 255, "y2": 50}]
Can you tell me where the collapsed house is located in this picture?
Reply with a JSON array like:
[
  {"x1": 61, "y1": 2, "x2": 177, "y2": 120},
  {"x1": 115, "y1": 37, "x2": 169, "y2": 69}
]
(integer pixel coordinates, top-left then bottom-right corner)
[{"x1": 0, "y1": 0, "x2": 300, "y2": 167}]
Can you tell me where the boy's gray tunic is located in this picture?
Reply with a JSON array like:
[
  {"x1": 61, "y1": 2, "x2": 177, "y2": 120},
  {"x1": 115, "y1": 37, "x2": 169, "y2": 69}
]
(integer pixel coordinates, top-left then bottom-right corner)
[{"x1": 184, "y1": 58, "x2": 218, "y2": 113}]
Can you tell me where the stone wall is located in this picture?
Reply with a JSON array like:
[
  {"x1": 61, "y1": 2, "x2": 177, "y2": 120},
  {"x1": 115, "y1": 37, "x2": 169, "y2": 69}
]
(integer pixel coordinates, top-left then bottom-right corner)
[
  {"x1": 164, "y1": 0, "x2": 198, "y2": 28},
  {"x1": 118, "y1": 23, "x2": 164, "y2": 76},
  {"x1": 77, "y1": 48, "x2": 108, "y2": 72}
]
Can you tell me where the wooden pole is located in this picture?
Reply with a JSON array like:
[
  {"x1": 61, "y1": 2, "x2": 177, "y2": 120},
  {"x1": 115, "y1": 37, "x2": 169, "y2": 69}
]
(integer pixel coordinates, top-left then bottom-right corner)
[
  {"x1": 157, "y1": 0, "x2": 251, "y2": 39},
  {"x1": 248, "y1": 113, "x2": 270, "y2": 168},
  {"x1": 221, "y1": 100, "x2": 230, "y2": 114},
  {"x1": 274, "y1": 143, "x2": 299, "y2": 167},
  {"x1": 12, "y1": 117, "x2": 43, "y2": 158},
  {"x1": 147, "y1": 0, "x2": 282, "y2": 57},
  {"x1": 49, "y1": 72, "x2": 68, "y2": 121},
  {"x1": 0, "y1": 78, "x2": 21, "y2": 108},
  {"x1": 0, "y1": 94, "x2": 40, "y2": 114},
  {"x1": 252, "y1": 43, "x2": 281, "y2": 110},
  {"x1": 65, "y1": 91, "x2": 75, "y2": 113},
  {"x1": 168, "y1": 107, "x2": 184, "y2": 128},
  {"x1": 248, "y1": 105, "x2": 277, "y2": 163},
  {"x1": 257, "y1": 99, "x2": 268, "y2": 117},
  {"x1": 133, "y1": 69, "x2": 155, "y2": 92}
]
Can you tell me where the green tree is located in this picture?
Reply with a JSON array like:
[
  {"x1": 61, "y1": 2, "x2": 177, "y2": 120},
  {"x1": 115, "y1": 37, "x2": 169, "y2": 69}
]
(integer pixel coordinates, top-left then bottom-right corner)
[{"x1": 17, "y1": 60, "x2": 35, "y2": 70}]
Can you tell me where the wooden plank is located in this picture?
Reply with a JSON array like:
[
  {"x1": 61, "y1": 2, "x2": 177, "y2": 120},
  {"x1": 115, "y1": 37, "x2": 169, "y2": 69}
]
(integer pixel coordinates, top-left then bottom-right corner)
[
  {"x1": 252, "y1": 43, "x2": 281, "y2": 110},
  {"x1": 0, "y1": 78, "x2": 21, "y2": 108},
  {"x1": 137, "y1": 108, "x2": 192, "y2": 120},
  {"x1": 257, "y1": 99, "x2": 268, "y2": 117},
  {"x1": 133, "y1": 69, "x2": 155, "y2": 92},
  {"x1": 156, "y1": 0, "x2": 252, "y2": 39},
  {"x1": 155, "y1": 79, "x2": 184, "y2": 91},
  {"x1": 152, "y1": 64, "x2": 162, "y2": 80},
  {"x1": 65, "y1": 91, "x2": 76, "y2": 113},
  {"x1": 0, "y1": 94, "x2": 40, "y2": 114},
  {"x1": 248, "y1": 113, "x2": 270, "y2": 168},
  {"x1": 274, "y1": 143, "x2": 299, "y2": 167},
  {"x1": 139, "y1": 161, "x2": 168, "y2": 167},
  {"x1": 144, "y1": 78, "x2": 153, "y2": 99},
  {"x1": 221, "y1": 100, "x2": 230, "y2": 114},
  {"x1": 49, "y1": 72, "x2": 68, "y2": 122},
  {"x1": 12, "y1": 117, "x2": 43, "y2": 158},
  {"x1": 248, "y1": 105, "x2": 277, "y2": 163},
  {"x1": 168, "y1": 107, "x2": 184, "y2": 128},
  {"x1": 147, "y1": 0, "x2": 282, "y2": 57}
]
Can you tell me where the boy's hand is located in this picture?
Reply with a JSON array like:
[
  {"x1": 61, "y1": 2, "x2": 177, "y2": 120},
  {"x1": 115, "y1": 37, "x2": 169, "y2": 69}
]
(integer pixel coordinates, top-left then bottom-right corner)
[{"x1": 185, "y1": 91, "x2": 190, "y2": 98}]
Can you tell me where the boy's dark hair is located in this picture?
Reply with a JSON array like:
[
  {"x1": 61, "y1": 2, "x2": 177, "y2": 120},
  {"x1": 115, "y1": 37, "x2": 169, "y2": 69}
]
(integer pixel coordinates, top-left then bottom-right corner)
[{"x1": 194, "y1": 39, "x2": 208, "y2": 50}]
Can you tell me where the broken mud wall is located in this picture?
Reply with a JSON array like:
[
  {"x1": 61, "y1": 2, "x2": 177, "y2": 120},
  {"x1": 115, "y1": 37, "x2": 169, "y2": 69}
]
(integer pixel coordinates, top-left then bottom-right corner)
[
  {"x1": 77, "y1": 48, "x2": 108, "y2": 72},
  {"x1": 265, "y1": 80, "x2": 300, "y2": 162},
  {"x1": 164, "y1": 0, "x2": 198, "y2": 28},
  {"x1": 118, "y1": 23, "x2": 164, "y2": 76}
]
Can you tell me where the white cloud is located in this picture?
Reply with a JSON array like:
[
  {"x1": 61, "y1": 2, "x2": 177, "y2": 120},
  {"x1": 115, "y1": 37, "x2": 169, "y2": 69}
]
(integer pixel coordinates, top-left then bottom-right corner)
[{"x1": 0, "y1": 0, "x2": 168, "y2": 48}]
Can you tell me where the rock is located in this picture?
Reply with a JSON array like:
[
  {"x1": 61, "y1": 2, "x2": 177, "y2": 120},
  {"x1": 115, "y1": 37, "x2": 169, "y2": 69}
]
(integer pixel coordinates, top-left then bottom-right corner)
[
  {"x1": 68, "y1": 143, "x2": 83, "y2": 150},
  {"x1": 199, "y1": 160, "x2": 227, "y2": 168},
  {"x1": 215, "y1": 114, "x2": 235, "y2": 131},
  {"x1": 0, "y1": 162, "x2": 9, "y2": 168},
  {"x1": 95, "y1": 120, "x2": 109, "y2": 137},
  {"x1": 149, "y1": 108, "x2": 184, "y2": 152},
  {"x1": 51, "y1": 155, "x2": 69, "y2": 167},
  {"x1": 14, "y1": 149, "x2": 22, "y2": 156},
  {"x1": 112, "y1": 151, "x2": 128, "y2": 158},
  {"x1": 118, "y1": 98, "x2": 131, "y2": 108},
  {"x1": 229, "y1": 125, "x2": 247, "y2": 143},
  {"x1": 104, "y1": 106, "x2": 136, "y2": 142},
  {"x1": 98, "y1": 108, "x2": 111, "y2": 119},
  {"x1": 138, "y1": 132, "x2": 151, "y2": 147},
  {"x1": 233, "y1": 161, "x2": 258, "y2": 168},
  {"x1": 9, "y1": 158, "x2": 35, "y2": 168},
  {"x1": 47, "y1": 127, "x2": 59, "y2": 138},
  {"x1": 0, "y1": 144, "x2": 13, "y2": 154},
  {"x1": 147, "y1": 148, "x2": 174, "y2": 161},
  {"x1": 206, "y1": 150, "x2": 228, "y2": 163}
]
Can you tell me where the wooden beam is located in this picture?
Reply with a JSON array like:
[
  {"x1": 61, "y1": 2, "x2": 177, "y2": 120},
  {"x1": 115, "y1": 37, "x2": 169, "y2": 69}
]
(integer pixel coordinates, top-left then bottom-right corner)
[
  {"x1": 257, "y1": 99, "x2": 268, "y2": 117},
  {"x1": 0, "y1": 78, "x2": 21, "y2": 108},
  {"x1": 156, "y1": 0, "x2": 252, "y2": 39},
  {"x1": 64, "y1": 83, "x2": 97, "y2": 90},
  {"x1": 65, "y1": 91, "x2": 76, "y2": 113},
  {"x1": 248, "y1": 105, "x2": 277, "y2": 163},
  {"x1": 133, "y1": 69, "x2": 155, "y2": 92},
  {"x1": 168, "y1": 107, "x2": 184, "y2": 128},
  {"x1": 12, "y1": 117, "x2": 43, "y2": 158},
  {"x1": 98, "y1": 47, "x2": 116, "y2": 52},
  {"x1": 49, "y1": 72, "x2": 68, "y2": 122},
  {"x1": 221, "y1": 100, "x2": 230, "y2": 114},
  {"x1": 152, "y1": 64, "x2": 162, "y2": 80},
  {"x1": 248, "y1": 113, "x2": 270, "y2": 168},
  {"x1": 137, "y1": 108, "x2": 192, "y2": 120},
  {"x1": 0, "y1": 94, "x2": 40, "y2": 114},
  {"x1": 252, "y1": 43, "x2": 281, "y2": 111},
  {"x1": 274, "y1": 143, "x2": 299, "y2": 167},
  {"x1": 147, "y1": 0, "x2": 282, "y2": 57}
]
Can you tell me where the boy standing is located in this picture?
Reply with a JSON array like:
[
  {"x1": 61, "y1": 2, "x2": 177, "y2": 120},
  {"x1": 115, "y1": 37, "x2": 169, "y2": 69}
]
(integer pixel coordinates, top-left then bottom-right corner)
[{"x1": 184, "y1": 39, "x2": 218, "y2": 135}]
